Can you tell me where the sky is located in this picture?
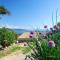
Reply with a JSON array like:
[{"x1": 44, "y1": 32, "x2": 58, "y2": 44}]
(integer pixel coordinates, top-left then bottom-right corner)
[{"x1": 0, "y1": 0, "x2": 60, "y2": 30}]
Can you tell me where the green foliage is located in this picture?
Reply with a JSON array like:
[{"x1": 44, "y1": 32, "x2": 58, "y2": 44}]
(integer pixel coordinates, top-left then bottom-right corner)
[
  {"x1": 22, "y1": 41, "x2": 35, "y2": 54},
  {"x1": 24, "y1": 22, "x2": 60, "y2": 60},
  {"x1": 0, "y1": 6, "x2": 10, "y2": 15},
  {"x1": 28, "y1": 39, "x2": 60, "y2": 60},
  {"x1": 0, "y1": 27, "x2": 17, "y2": 47},
  {"x1": 49, "y1": 32, "x2": 60, "y2": 43},
  {"x1": 22, "y1": 47, "x2": 31, "y2": 54}
]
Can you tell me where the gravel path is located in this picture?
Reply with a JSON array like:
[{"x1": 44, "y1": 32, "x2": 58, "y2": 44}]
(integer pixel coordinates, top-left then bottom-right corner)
[{"x1": 0, "y1": 51, "x2": 26, "y2": 60}]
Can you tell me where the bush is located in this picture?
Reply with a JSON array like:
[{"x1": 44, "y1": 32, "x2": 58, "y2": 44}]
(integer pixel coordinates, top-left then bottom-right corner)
[{"x1": 0, "y1": 27, "x2": 17, "y2": 47}]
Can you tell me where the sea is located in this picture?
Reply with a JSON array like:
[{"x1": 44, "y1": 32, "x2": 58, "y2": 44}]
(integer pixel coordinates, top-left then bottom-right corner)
[{"x1": 12, "y1": 29, "x2": 47, "y2": 34}]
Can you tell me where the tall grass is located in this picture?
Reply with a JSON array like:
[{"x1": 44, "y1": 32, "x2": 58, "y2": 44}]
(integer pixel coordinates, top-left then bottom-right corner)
[{"x1": 27, "y1": 39, "x2": 60, "y2": 60}]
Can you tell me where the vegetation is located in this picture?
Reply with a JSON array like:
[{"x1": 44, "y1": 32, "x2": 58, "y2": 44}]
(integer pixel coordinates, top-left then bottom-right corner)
[
  {"x1": 22, "y1": 41, "x2": 35, "y2": 54},
  {"x1": 0, "y1": 44, "x2": 21, "y2": 58},
  {"x1": 0, "y1": 6, "x2": 10, "y2": 15},
  {"x1": 27, "y1": 39, "x2": 60, "y2": 60},
  {"x1": 26, "y1": 22, "x2": 60, "y2": 60},
  {"x1": 0, "y1": 38, "x2": 36, "y2": 58},
  {"x1": 0, "y1": 27, "x2": 17, "y2": 47},
  {"x1": 22, "y1": 47, "x2": 31, "y2": 54}
]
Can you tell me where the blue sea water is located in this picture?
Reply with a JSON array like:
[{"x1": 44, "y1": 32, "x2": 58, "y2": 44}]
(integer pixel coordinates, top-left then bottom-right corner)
[{"x1": 12, "y1": 29, "x2": 47, "y2": 34}]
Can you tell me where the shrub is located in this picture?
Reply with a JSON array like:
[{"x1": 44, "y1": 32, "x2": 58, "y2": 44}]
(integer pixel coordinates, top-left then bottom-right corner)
[{"x1": 0, "y1": 27, "x2": 17, "y2": 47}]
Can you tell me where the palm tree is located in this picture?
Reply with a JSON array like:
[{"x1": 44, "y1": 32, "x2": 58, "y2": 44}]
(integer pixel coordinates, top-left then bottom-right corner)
[{"x1": 0, "y1": 6, "x2": 10, "y2": 15}]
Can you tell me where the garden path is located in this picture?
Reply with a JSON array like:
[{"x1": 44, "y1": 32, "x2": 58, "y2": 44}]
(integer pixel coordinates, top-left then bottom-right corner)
[{"x1": 0, "y1": 50, "x2": 26, "y2": 60}]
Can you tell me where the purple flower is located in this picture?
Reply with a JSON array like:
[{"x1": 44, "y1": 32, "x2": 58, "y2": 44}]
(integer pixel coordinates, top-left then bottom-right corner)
[
  {"x1": 44, "y1": 25, "x2": 47, "y2": 28},
  {"x1": 48, "y1": 40, "x2": 55, "y2": 47},
  {"x1": 29, "y1": 35, "x2": 33, "y2": 38},
  {"x1": 30, "y1": 32, "x2": 34, "y2": 34},
  {"x1": 29, "y1": 32, "x2": 34, "y2": 38}
]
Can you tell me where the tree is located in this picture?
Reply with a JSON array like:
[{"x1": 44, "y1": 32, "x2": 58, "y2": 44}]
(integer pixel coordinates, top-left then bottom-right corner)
[
  {"x1": 0, "y1": 6, "x2": 10, "y2": 15},
  {"x1": 0, "y1": 6, "x2": 10, "y2": 19}
]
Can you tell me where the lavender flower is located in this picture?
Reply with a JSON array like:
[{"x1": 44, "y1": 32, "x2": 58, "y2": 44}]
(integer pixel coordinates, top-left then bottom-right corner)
[
  {"x1": 30, "y1": 32, "x2": 34, "y2": 34},
  {"x1": 29, "y1": 35, "x2": 33, "y2": 38},
  {"x1": 48, "y1": 40, "x2": 55, "y2": 47},
  {"x1": 29, "y1": 32, "x2": 34, "y2": 38},
  {"x1": 44, "y1": 25, "x2": 47, "y2": 28}
]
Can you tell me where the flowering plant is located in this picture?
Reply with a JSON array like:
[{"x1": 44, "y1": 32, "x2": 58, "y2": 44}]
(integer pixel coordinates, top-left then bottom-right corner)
[
  {"x1": 48, "y1": 40, "x2": 55, "y2": 47},
  {"x1": 26, "y1": 22, "x2": 60, "y2": 60}
]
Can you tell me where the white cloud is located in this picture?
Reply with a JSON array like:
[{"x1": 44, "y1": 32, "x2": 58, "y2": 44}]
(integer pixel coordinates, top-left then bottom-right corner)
[
  {"x1": 0, "y1": 24, "x2": 33, "y2": 30},
  {"x1": 0, "y1": 24, "x2": 20, "y2": 29}
]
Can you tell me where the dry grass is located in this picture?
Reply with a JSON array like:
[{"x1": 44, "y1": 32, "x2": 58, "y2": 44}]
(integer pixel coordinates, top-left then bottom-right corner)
[{"x1": 0, "y1": 44, "x2": 21, "y2": 58}]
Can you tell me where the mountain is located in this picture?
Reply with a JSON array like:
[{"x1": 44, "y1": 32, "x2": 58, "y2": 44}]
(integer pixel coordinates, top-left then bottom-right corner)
[
  {"x1": 11, "y1": 29, "x2": 31, "y2": 34},
  {"x1": 11, "y1": 29, "x2": 49, "y2": 34}
]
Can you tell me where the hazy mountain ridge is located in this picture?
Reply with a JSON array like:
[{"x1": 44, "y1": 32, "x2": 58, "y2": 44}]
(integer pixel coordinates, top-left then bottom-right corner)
[
  {"x1": 11, "y1": 29, "x2": 47, "y2": 34},
  {"x1": 11, "y1": 29, "x2": 31, "y2": 34}
]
